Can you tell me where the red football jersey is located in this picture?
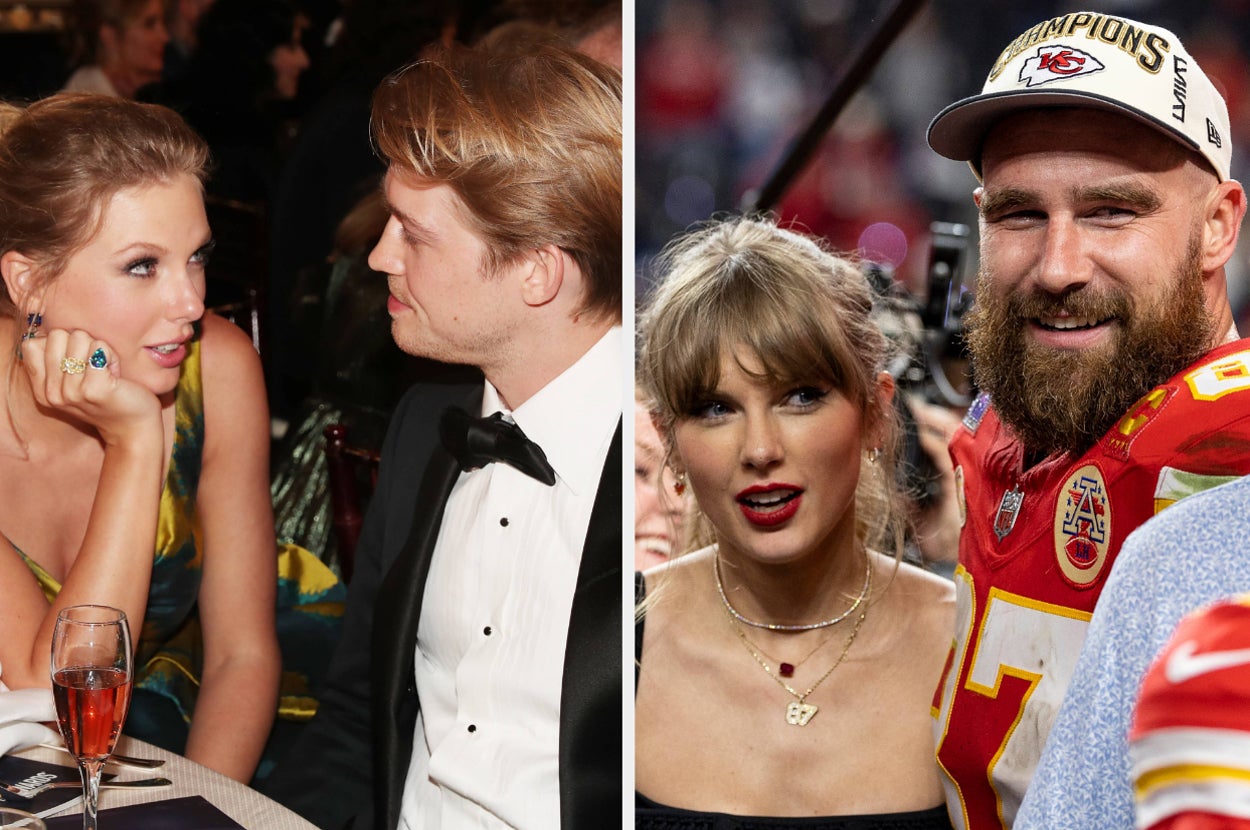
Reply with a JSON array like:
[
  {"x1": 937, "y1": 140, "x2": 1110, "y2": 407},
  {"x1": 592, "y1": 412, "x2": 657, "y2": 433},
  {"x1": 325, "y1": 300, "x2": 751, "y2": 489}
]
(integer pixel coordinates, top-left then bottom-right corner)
[
  {"x1": 933, "y1": 340, "x2": 1250, "y2": 830},
  {"x1": 1131, "y1": 595, "x2": 1250, "y2": 830}
]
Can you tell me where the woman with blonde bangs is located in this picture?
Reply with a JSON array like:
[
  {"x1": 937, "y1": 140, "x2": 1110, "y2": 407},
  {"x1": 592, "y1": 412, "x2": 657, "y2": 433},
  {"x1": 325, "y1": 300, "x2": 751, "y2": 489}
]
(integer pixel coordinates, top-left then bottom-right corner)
[{"x1": 636, "y1": 214, "x2": 955, "y2": 829}]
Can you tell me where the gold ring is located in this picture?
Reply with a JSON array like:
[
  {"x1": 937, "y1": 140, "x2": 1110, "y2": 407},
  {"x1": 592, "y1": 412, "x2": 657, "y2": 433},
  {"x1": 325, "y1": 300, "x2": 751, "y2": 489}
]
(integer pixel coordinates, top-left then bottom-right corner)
[{"x1": 59, "y1": 357, "x2": 87, "y2": 375}]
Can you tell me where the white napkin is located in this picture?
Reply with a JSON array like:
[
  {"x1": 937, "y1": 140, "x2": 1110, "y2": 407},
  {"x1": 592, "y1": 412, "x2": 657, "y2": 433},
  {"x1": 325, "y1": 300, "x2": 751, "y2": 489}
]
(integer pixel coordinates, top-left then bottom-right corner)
[{"x1": 0, "y1": 664, "x2": 61, "y2": 756}]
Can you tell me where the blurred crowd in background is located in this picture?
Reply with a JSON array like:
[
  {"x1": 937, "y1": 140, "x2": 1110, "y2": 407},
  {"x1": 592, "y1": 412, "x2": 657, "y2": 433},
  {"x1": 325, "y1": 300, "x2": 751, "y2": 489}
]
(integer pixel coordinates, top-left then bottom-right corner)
[
  {"x1": 5, "y1": 1, "x2": 1248, "y2": 327},
  {"x1": 636, "y1": 0, "x2": 1250, "y2": 319}
]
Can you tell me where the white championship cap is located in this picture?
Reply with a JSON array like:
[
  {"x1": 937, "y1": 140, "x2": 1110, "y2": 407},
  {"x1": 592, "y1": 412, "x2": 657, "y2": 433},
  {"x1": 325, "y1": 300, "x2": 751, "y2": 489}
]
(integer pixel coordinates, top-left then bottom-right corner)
[{"x1": 928, "y1": 12, "x2": 1232, "y2": 181}]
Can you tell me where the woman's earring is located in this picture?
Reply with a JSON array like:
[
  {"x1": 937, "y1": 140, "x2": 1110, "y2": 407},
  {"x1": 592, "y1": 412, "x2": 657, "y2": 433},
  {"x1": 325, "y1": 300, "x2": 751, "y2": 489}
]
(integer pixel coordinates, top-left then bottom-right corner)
[
  {"x1": 16, "y1": 311, "x2": 42, "y2": 359},
  {"x1": 22, "y1": 311, "x2": 42, "y2": 340},
  {"x1": 673, "y1": 471, "x2": 687, "y2": 496},
  {"x1": 866, "y1": 447, "x2": 882, "y2": 464}
]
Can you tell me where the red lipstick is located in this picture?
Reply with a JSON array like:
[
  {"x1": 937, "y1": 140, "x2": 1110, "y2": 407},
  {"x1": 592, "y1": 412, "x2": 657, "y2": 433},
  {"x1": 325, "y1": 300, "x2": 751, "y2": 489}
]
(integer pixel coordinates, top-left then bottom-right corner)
[{"x1": 736, "y1": 483, "x2": 803, "y2": 527}]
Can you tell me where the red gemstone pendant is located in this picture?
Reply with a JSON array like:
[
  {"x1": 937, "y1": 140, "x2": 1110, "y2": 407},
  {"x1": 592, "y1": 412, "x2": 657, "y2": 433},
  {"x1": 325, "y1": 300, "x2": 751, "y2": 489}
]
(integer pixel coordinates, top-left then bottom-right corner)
[{"x1": 779, "y1": 662, "x2": 795, "y2": 677}]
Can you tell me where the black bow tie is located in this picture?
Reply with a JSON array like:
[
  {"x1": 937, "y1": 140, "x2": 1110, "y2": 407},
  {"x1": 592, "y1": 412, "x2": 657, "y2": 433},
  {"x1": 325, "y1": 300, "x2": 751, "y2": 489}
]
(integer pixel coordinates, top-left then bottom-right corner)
[{"x1": 439, "y1": 407, "x2": 557, "y2": 486}]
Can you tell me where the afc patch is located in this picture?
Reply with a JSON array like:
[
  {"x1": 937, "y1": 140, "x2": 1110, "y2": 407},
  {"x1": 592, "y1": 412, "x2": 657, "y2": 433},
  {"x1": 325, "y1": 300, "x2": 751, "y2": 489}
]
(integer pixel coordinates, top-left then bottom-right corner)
[
  {"x1": 963, "y1": 393, "x2": 990, "y2": 435},
  {"x1": 1054, "y1": 464, "x2": 1111, "y2": 589}
]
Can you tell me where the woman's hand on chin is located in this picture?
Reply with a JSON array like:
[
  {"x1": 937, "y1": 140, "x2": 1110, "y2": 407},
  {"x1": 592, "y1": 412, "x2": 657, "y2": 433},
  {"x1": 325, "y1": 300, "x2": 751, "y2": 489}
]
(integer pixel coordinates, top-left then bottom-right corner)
[{"x1": 20, "y1": 328, "x2": 162, "y2": 447}]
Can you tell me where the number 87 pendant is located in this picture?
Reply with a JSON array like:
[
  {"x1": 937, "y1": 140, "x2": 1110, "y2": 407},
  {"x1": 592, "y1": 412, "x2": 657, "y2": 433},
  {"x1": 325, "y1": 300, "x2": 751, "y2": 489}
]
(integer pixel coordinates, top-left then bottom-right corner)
[{"x1": 786, "y1": 700, "x2": 818, "y2": 726}]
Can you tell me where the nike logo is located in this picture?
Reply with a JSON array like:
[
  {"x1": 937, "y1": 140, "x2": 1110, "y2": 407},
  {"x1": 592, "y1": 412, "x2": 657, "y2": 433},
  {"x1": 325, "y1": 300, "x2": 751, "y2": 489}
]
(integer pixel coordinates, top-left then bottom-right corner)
[{"x1": 1165, "y1": 639, "x2": 1250, "y2": 684}]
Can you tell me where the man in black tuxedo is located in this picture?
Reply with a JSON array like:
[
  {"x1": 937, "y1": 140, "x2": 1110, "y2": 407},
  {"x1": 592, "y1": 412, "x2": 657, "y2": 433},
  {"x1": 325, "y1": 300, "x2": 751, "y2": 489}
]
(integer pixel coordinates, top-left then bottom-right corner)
[{"x1": 263, "y1": 34, "x2": 623, "y2": 830}]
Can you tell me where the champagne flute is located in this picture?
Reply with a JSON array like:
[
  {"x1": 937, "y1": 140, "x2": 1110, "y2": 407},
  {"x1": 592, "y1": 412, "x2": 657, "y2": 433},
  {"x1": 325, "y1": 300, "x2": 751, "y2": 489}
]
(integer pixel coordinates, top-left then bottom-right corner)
[{"x1": 49, "y1": 606, "x2": 133, "y2": 830}]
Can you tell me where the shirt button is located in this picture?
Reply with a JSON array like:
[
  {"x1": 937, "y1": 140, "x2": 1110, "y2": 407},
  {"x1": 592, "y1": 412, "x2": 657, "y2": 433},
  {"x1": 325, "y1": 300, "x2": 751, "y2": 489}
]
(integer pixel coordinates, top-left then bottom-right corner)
[
  {"x1": 483, "y1": 626, "x2": 492, "y2": 636},
  {"x1": 500, "y1": 517, "x2": 509, "y2": 527},
  {"x1": 467, "y1": 724, "x2": 477, "y2": 733}
]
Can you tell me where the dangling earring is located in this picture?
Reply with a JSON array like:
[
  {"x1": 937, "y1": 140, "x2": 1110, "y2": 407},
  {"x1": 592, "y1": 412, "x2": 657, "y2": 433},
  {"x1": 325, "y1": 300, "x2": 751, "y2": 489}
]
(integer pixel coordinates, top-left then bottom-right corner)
[
  {"x1": 22, "y1": 312, "x2": 41, "y2": 340},
  {"x1": 866, "y1": 447, "x2": 881, "y2": 464},
  {"x1": 673, "y1": 471, "x2": 687, "y2": 496},
  {"x1": 16, "y1": 311, "x2": 42, "y2": 359}
]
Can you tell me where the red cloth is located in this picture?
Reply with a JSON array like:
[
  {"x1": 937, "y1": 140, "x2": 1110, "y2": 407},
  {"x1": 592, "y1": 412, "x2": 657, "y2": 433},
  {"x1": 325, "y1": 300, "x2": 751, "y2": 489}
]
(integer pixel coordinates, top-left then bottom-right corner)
[
  {"x1": 1131, "y1": 595, "x2": 1250, "y2": 830},
  {"x1": 934, "y1": 339, "x2": 1250, "y2": 830}
]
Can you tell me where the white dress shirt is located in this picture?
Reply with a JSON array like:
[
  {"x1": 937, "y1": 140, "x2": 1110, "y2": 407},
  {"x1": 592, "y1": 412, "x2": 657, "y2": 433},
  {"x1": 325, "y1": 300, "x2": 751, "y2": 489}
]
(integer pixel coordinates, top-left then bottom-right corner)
[{"x1": 399, "y1": 327, "x2": 622, "y2": 830}]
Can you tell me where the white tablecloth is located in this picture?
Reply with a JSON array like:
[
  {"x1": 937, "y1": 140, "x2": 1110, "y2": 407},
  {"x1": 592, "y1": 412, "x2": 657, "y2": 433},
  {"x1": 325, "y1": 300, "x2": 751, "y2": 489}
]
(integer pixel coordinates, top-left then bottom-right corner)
[{"x1": 13, "y1": 736, "x2": 317, "y2": 829}]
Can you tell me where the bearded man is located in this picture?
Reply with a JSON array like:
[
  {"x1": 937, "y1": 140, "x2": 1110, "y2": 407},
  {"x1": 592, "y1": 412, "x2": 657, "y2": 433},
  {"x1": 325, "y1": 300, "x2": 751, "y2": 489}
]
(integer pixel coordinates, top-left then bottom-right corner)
[{"x1": 924, "y1": 12, "x2": 1250, "y2": 830}]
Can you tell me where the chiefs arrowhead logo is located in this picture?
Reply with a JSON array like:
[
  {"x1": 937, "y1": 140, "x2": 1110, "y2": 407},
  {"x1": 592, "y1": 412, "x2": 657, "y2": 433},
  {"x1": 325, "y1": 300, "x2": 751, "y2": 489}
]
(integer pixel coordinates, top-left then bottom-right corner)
[{"x1": 1018, "y1": 44, "x2": 1105, "y2": 87}]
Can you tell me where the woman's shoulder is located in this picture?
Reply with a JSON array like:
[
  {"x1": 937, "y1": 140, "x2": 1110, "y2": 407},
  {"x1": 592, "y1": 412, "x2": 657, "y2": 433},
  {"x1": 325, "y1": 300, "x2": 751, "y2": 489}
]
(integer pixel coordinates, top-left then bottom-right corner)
[
  {"x1": 197, "y1": 314, "x2": 266, "y2": 393},
  {"x1": 871, "y1": 554, "x2": 956, "y2": 628},
  {"x1": 637, "y1": 547, "x2": 716, "y2": 637},
  {"x1": 195, "y1": 313, "x2": 269, "y2": 441},
  {"x1": 641, "y1": 546, "x2": 714, "y2": 593},
  {"x1": 873, "y1": 553, "x2": 954, "y2": 596},
  {"x1": 198, "y1": 312, "x2": 261, "y2": 363}
]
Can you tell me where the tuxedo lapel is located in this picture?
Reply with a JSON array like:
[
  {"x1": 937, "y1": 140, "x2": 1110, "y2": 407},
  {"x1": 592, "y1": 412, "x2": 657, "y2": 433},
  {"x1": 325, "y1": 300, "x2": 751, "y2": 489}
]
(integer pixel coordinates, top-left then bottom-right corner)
[
  {"x1": 373, "y1": 388, "x2": 481, "y2": 830},
  {"x1": 559, "y1": 420, "x2": 623, "y2": 829}
]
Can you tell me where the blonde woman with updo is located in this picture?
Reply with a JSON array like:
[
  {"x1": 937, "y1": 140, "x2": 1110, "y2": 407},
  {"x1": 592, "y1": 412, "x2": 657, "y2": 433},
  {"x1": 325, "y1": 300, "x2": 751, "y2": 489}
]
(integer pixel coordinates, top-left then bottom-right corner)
[
  {"x1": 636, "y1": 215, "x2": 956, "y2": 829},
  {"x1": 0, "y1": 94, "x2": 341, "y2": 783}
]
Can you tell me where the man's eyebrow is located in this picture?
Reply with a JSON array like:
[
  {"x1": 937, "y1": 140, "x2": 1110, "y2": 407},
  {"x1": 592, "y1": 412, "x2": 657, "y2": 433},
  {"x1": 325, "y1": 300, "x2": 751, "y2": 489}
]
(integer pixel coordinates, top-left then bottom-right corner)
[
  {"x1": 1074, "y1": 182, "x2": 1162, "y2": 213},
  {"x1": 978, "y1": 182, "x2": 1163, "y2": 217},
  {"x1": 977, "y1": 187, "x2": 1035, "y2": 218},
  {"x1": 379, "y1": 195, "x2": 440, "y2": 242}
]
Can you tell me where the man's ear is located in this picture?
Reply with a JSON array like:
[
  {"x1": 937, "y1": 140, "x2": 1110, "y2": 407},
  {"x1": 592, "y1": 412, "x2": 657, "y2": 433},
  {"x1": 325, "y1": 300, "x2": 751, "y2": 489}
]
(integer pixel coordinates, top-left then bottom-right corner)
[
  {"x1": 1, "y1": 251, "x2": 40, "y2": 309},
  {"x1": 1201, "y1": 180, "x2": 1247, "y2": 274},
  {"x1": 518, "y1": 244, "x2": 565, "y2": 308}
]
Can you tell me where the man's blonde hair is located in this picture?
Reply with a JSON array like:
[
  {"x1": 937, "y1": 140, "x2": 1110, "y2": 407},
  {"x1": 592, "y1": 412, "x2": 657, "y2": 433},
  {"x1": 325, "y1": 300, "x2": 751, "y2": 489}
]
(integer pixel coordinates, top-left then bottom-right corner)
[{"x1": 370, "y1": 37, "x2": 622, "y2": 320}]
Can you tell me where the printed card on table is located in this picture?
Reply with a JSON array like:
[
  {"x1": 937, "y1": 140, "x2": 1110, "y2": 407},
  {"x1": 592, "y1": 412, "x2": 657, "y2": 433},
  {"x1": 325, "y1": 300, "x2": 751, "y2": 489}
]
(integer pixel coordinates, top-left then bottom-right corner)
[
  {"x1": 0, "y1": 755, "x2": 114, "y2": 818},
  {"x1": 43, "y1": 795, "x2": 244, "y2": 829}
]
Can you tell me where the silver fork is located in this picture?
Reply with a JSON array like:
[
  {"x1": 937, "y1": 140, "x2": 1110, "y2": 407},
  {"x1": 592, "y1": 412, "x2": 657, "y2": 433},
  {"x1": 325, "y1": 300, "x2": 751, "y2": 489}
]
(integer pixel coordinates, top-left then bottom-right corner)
[
  {"x1": 0, "y1": 777, "x2": 172, "y2": 801},
  {"x1": 38, "y1": 743, "x2": 165, "y2": 770}
]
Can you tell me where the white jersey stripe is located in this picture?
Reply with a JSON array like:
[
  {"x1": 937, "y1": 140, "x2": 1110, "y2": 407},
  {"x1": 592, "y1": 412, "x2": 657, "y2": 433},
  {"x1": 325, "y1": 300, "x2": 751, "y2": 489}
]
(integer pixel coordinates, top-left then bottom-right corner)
[{"x1": 1132, "y1": 728, "x2": 1250, "y2": 777}]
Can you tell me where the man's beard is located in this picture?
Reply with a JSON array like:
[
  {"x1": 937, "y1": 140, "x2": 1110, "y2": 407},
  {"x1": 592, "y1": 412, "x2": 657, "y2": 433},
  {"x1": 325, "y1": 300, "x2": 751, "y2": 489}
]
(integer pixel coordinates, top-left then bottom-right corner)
[{"x1": 965, "y1": 235, "x2": 1214, "y2": 459}]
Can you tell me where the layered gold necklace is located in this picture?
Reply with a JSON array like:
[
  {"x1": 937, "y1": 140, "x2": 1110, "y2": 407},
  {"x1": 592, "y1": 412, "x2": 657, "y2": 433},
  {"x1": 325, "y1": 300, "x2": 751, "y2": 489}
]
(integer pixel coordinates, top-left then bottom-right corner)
[
  {"x1": 715, "y1": 552, "x2": 871, "y2": 631},
  {"x1": 717, "y1": 552, "x2": 872, "y2": 726}
]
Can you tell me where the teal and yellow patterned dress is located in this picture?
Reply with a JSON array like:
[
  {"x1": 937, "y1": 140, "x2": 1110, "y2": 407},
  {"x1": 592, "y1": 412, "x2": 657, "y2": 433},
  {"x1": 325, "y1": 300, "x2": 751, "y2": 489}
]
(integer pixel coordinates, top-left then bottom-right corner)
[{"x1": 18, "y1": 337, "x2": 344, "y2": 778}]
